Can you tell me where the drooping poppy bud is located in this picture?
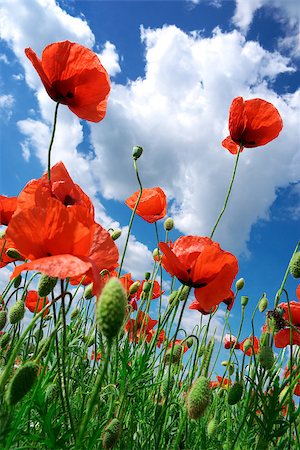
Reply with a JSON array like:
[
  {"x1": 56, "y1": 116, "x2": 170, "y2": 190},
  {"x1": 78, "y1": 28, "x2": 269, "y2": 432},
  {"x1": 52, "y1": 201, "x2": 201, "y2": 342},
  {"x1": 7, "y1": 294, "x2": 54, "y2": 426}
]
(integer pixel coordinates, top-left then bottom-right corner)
[
  {"x1": 186, "y1": 376, "x2": 211, "y2": 419},
  {"x1": 9, "y1": 301, "x2": 25, "y2": 325},
  {"x1": 84, "y1": 283, "x2": 94, "y2": 300},
  {"x1": 129, "y1": 281, "x2": 140, "y2": 295},
  {"x1": 6, "y1": 248, "x2": 22, "y2": 260},
  {"x1": 13, "y1": 274, "x2": 22, "y2": 288},
  {"x1": 38, "y1": 274, "x2": 58, "y2": 297},
  {"x1": 6, "y1": 362, "x2": 39, "y2": 405},
  {"x1": 258, "y1": 346, "x2": 274, "y2": 371},
  {"x1": 207, "y1": 417, "x2": 217, "y2": 437},
  {"x1": 96, "y1": 278, "x2": 126, "y2": 339},
  {"x1": 164, "y1": 344, "x2": 184, "y2": 364},
  {"x1": 228, "y1": 382, "x2": 244, "y2": 405},
  {"x1": 0, "y1": 332, "x2": 10, "y2": 349},
  {"x1": 0, "y1": 310, "x2": 7, "y2": 331},
  {"x1": 111, "y1": 229, "x2": 122, "y2": 241},
  {"x1": 290, "y1": 252, "x2": 300, "y2": 279},
  {"x1": 259, "y1": 295, "x2": 268, "y2": 313}
]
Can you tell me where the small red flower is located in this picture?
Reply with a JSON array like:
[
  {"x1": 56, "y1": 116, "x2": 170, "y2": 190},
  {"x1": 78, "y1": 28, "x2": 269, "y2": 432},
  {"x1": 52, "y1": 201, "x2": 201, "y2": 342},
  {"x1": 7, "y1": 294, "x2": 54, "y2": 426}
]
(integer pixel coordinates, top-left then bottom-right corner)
[
  {"x1": 25, "y1": 41, "x2": 110, "y2": 122},
  {"x1": 168, "y1": 339, "x2": 189, "y2": 353},
  {"x1": 274, "y1": 302, "x2": 300, "y2": 348},
  {"x1": 125, "y1": 187, "x2": 167, "y2": 223},
  {"x1": 159, "y1": 236, "x2": 238, "y2": 312},
  {"x1": 210, "y1": 376, "x2": 231, "y2": 389},
  {"x1": 25, "y1": 290, "x2": 49, "y2": 314},
  {"x1": 91, "y1": 351, "x2": 101, "y2": 362},
  {"x1": 223, "y1": 333, "x2": 240, "y2": 350},
  {"x1": 222, "y1": 97, "x2": 283, "y2": 154},
  {"x1": 125, "y1": 311, "x2": 158, "y2": 343},
  {"x1": 0, "y1": 195, "x2": 17, "y2": 226}
]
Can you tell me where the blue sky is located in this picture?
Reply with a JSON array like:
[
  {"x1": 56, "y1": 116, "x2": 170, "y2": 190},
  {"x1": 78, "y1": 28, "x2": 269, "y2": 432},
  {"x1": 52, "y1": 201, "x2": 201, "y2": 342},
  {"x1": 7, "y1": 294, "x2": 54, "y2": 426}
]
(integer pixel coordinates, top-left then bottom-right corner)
[{"x1": 0, "y1": 0, "x2": 299, "y2": 339}]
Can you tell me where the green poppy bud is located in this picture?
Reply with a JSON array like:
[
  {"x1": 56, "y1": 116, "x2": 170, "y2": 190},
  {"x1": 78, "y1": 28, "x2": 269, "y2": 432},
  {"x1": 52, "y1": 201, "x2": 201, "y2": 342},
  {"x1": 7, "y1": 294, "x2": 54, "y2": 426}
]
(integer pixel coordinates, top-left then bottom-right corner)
[
  {"x1": 0, "y1": 310, "x2": 7, "y2": 331},
  {"x1": 9, "y1": 301, "x2": 25, "y2": 325},
  {"x1": 0, "y1": 332, "x2": 10, "y2": 349},
  {"x1": 144, "y1": 272, "x2": 151, "y2": 281},
  {"x1": 13, "y1": 274, "x2": 22, "y2": 288},
  {"x1": 186, "y1": 337, "x2": 193, "y2": 348},
  {"x1": 111, "y1": 229, "x2": 122, "y2": 241},
  {"x1": 179, "y1": 285, "x2": 190, "y2": 302},
  {"x1": 161, "y1": 374, "x2": 174, "y2": 398},
  {"x1": 142, "y1": 281, "x2": 151, "y2": 294},
  {"x1": 6, "y1": 248, "x2": 22, "y2": 259},
  {"x1": 6, "y1": 362, "x2": 39, "y2": 405},
  {"x1": 289, "y1": 252, "x2": 300, "y2": 278},
  {"x1": 168, "y1": 291, "x2": 178, "y2": 305},
  {"x1": 241, "y1": 296, "x2": 248, "y2": 307},
  {"x1": 235, "y1": 278, "x2": 245, "y2": 291},
  {"x1": 132, "y1": 145, "x2": 143, "y2": 160},
  {"x1": 96, "y1": 278, "x2": 127, "y2": 340},
  {"x1": 259, "y1": 296, "x2": 268, "y2": 313},
  {"x1": 129, "y1": 281, "x2": 140, "y2": 295},
  {"x1": 102, "y1": 418, "x2": 121, "y2": 449},
  {"x1": 207, "y1": 417, "x2": 218, "y2": 437},
  {"x1": 258, "y1": 346, "x2": 274, "y2": 371},
  {"x1": 243, "y1": 339, "x2": 252, "y2": 353},
  {"x1": 164, "y1": 217, "x2": 174, "y2": 231},
  {"x1": 70, "y1": 308, "x2": 80, "y2": 319},
  {"x1": 164, "y1": 344, "x2": 183, "y2": 364},
  {"x1": 38, "y1": 274, "x2": 57, "y2": 297},
  {"x1": 84, "y1": 283, "x2": 94, "y2": 300},
  {"x1": 186, "y1": 376, "x2": 211, "y2": 419},
  {"x1": 152, "y1": 248, "x2": 161, "y2": 260},
  {"x1": 228, "y1": 382, "x2": 244, "y2": 405}
]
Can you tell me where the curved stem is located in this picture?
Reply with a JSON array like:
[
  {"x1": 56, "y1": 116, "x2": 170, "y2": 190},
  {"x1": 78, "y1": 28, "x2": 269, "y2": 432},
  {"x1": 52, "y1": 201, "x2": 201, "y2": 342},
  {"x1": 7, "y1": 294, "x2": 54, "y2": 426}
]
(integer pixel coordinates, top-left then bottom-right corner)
[
  {"x1": 210, "y1": 144, "x2": 242, "y2": 239},
  {"x1": 47, "y1": 102, "x2": 60, "y2": 181},
  {"x1": 118, "y1": 159, "x2": 143, "y2": 276}
]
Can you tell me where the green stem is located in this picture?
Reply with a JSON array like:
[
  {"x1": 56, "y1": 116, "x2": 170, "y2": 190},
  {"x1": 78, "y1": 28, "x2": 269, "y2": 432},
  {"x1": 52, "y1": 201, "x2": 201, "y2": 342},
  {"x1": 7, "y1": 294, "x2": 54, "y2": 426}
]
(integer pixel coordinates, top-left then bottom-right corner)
[
  {"x1": 118, "y1": 159, "x2": 143, "y2": 276},
  {"x1": 210, "y1": 144, "x2": 242, "y2": 239},
  {"x1": 47, "y1": 102, "x2": 60, "y2": 181},
  {"x1": 274, "y1": 241, "x2": 300, "y2": 308}
]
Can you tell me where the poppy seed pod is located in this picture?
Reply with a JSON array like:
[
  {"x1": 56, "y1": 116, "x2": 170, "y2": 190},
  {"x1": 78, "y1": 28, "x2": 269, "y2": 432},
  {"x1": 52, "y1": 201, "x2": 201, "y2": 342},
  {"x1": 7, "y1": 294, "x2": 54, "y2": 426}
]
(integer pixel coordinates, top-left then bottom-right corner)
[
  {"x1": 96, "y1": 278, "x2": 126, "y2": 339},
  {"x1": 6, "y1": 248, "x2": 22, "y2": 260},
  {"x1": 129, "y1": 281, "x2": 141, "y2": 295},
  {"x1": 289, "y1": 252, "x2": 300, "y2": 278},
  {"x1": 38, "y1": 274, "x2": 57, "y2": 297},
  {"x1": 84, "y1": 283, "x2": 94, "y2": 300},
  {"x1": 235, "y1": 278, "x2": 245, "y2": 291},
  {"x1": 0, "y1": 310, "x2": 7, "y2": 331},
  {"x1": 9, "y1": 301, "x2": 25, "y2": 325},
  {"x1": 258, "y1": 346, "x2": 274, "y2": 370},
  {"x1": 111, "y1": 229, "x2": 122, "y2": 241},
  {"x1": 142, "y1": 281, "x2": 151, "y2": 294},
  {"x1": 241, "y1": 296, "x2": 248, "y2": 307},
  {"x1": 6, "y1": 362, "x2": 39, "y2": 406},
  {"x1": 259, "y1": 296, "x2": 268, "y2": 313},
  {"x1": 186, "y1": 376, "x2": 211, "y2": 419},
  {"x1": 0, "y1": 332, "x2": 11, "y2": 349},
  {"x1": 132, "y1": 146, "x2": 143, "y2": 160},
  {"x1": 228, "y1": 382, "x2": 244, "y2": 405},
  {"x1": 144, "y1": 272, "x2": 151, "y2": 281},
  {"x1": 164, "y1": 217, "x2": 174, "y2": 231},
  {"x1": 102, "y1": 418, "x2": 121, "y2": 450}
]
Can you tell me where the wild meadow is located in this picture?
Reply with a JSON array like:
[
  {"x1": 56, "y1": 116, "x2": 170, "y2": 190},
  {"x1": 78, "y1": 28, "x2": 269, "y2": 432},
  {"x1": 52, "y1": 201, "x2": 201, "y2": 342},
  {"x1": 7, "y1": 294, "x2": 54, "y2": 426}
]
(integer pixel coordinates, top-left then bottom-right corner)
[{"x1": 0, "y1": 40, "x2": 299, "y2": 450}]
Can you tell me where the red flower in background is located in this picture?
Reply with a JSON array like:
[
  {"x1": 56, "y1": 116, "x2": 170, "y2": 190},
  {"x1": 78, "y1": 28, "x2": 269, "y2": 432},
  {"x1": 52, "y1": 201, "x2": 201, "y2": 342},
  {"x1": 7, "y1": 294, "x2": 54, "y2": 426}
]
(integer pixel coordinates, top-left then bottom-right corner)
[
  {"x1": 274, "y1": 301, "x2": 300, "y2": 348},
  {"x1": 0, "y1": 234, "x2": 22, "y2": 268},
  {"x1": 6, "y1": 162, "x2": 119, "y2": 296},
  {"x1": 284, "y1": 366, "x2": 300, "y2": 397},
  {"x1": 240, "y1": 336, "x2": 259, "y2": 356},
  {"x1": 125, "y1": 311, "x2": 158, "y2": 343},
  {"x1": 210, "y1": 376, "x2": 231, "y2": 389},
  {"x1": 125, "y1": 187, "x2": 167, "y2": 223},
  {"x1": 0, "y1": 195, "x2": 17, "y2": 226},
  {"x1": 296, "y1": 285, "x2": 300, "y2": 301},
  {"x1": 25, "y1": 41, "x2": 110, "y2": 122},
  {"x1": 159, "y1": 236, "x2": 238, "y2": 313},
  {"x1": 223, "y1": 333, "x2": 240, "y2": 350},
  {"x1": 222, "y1": 97, "x2": 283, "y2": 154},
  {"x1": 25, "y1": 290, "x2": 49, "y2": 314}
]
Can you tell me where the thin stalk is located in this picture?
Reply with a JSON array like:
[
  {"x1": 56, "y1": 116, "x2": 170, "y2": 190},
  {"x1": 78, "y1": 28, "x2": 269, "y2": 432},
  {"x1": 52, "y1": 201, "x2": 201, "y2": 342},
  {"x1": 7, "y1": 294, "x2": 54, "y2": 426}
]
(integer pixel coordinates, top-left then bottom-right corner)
[
  {"x1": 210, "y1": 144, "x2": 242, "y2": 239},
  {"x1": 47, "y1": 102, "x2": 60, "y2": 181}
]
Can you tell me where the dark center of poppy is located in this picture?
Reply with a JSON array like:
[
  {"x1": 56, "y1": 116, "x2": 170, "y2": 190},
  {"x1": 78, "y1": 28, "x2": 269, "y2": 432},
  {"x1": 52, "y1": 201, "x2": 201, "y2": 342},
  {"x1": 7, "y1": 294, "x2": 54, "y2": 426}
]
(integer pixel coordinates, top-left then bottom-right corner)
[
  {"x1": 178, "y1": 277, "x2": 206, "y2": 289},
  {"x1": 64, "y1": 195, "x2": 76, "y2": 206}
]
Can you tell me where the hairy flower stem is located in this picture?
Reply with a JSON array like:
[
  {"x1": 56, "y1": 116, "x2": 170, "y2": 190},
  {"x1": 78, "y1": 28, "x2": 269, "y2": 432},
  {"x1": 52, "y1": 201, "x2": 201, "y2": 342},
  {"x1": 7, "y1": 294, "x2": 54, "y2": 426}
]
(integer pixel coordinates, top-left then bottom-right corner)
[
  {"x1": 118, "y1": 159, "x2": 143, "y2": 276},
  {"x1": 47, "y1": 102, "x2": 60, "y2": 181},
  {"x1": 210, "y1": 144, "x2": 242, "y2": 239},
  {"x1": 77, "y1": 339, "x2": 112, "y2": 448}
]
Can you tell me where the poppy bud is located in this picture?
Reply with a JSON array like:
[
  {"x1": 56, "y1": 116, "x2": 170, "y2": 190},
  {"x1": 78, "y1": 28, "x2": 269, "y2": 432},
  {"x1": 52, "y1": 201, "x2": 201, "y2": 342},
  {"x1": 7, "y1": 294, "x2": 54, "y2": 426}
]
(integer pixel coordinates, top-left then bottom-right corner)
[
  {"x1": 6, "y1": 362, "x2": 39, "y2": 406},
  {"x1": 289, "y1": 252, "x2": 300, "y2": 278},
  {"x1": 0, "y1": 332, "x2": 10, "y2": 349},
  {"x1": 164, "y1": 344, "x2": 183, "y2": 364},
  {"x1": 241, "y1": 296, "x2": 248, "y2": 307},
  {"x1": 243, "y1": 339, "x2": 252, "y2": 353},
  {"x1": 164, "y1": 217, "x2": 174, "y2": 231},
  {"x1": 186, "y1": 376, "x2": 211, "y2": 419},
  {"x1": 38, "y1": 274, "x2": 57, "y2": 297},
  {"x1": 129, "y1": 281, "x2": 140, "y2": 295},
  {"x1": 179, "y1": 285, "x2": 190, "y2": 302},
  {"x1": 207, "y1": 417, "x2": 217, "y2": 437},
  {"x1": 221, "y1": 361, "x2": 234, "y2": 376},
  {"x1": 186, "y1": 337, "x2": 193, "y2": 348},
  {"x1": 235, "y1": 278, "x2": 245, "y2": 291},
  {"x1": 0, "y1": 310, "x2": 7, "y2": 331},
  {"x1": 70, "y1": 308, "x2": 80, "y2": 319},
  {"x1": 132, "y1": 145, "x2": 143, "y2": 160},
  {"x1": 13, "y1": 274, "x2": 22, "y2": 289},
  {"x1": 84, "y1": 283, "x2": 94, "y2": 300},
  {"x1": 142, "y1": 281, "x2": 151, "y2": 294},
  {"x1": 259, "y1": 296, "x2": 268, "y2": 313},
  {"x1": 102, "y1": 418, "x2": 121, "y2": 449},
  {"x1": 258, "y1": 346, "x2": 274, "y2": 371},
  {"x1": 168, "y1": 291, "x2": 178, "y2": 305},
  {"x1": 162, "y1": 374, "x2": 174, "y2": 398},
  {"x1": 144, "y1": 272, "x2": 151, "y2": 281},
  {"x1": 6, "y1": 248, "x2": 22, "y2": 259},
  {"x1": 152, "y1": 248, "x2": 161, "y2": 260},
  {"x1": 96, "y1": 278, "x2": 126, "y2": 340},
  {"x1": 9, "y1": 301, "x2": 25, "y2": 325},
  {"x1": 111, "y1": 229, "x2": 122, "y2": 241},
  {"x1": 228, "y1": 381, "x2": 244, "y2": 405}
]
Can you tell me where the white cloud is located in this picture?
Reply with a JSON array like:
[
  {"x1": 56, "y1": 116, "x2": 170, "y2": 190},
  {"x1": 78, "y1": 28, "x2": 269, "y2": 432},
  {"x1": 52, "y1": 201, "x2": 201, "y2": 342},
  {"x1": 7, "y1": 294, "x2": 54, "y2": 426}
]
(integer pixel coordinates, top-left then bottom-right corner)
[
  {"x1": 0, "y1": 94, "x2": 15, "y2": 120},
  {"x1": 0, "y1": 53, "x2": 9, "y2": 64},
  {"x1": 97, "y1": 41, "x2": 121, "y2": 77}
]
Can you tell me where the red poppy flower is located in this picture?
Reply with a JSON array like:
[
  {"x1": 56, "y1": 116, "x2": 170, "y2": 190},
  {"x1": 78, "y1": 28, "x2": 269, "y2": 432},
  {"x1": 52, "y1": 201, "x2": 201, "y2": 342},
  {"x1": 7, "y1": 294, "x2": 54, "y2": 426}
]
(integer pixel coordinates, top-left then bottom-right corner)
[
  {"x1": 223, "y1": 333, "x2": 240, "y2": 350},
  {"x1": 91, "y1": 351, "x2": 101, "y2": 362},
  {"x1": 135, "y1": 280, "x2": 164, "y2": 300},
  {"x1": 222, "y1": 97, "x2": 283, "y2": 154},
  {"x1": 125, "y1": 187, "x2": 167, "y2": 223},
  {"x1": 284, "y1": 366, "x2": 300, "y2": 397},
  {"x1": 274, "y1": 328, "x2": 300, "y2": 348},
  {"x1": 273, "y1": 302, "x2": 300, "y2": 348},
  {"x1": 210, "y1": 376, "x2": 231, "y2": 389},
  {"x1": 239, "y1": 336, "x2": 259, "y2": 356},
  {"x1": 159, "y1": 236, "x2": 238, "y2": 312},
  {"x1": 0, "y1": 234, "x2": 22, "y2": 268},
  {"x1": 6, "y1": 165, "x2": 118, "y2": 296},
  {"x1": 25, "y1": 290, "x2": 49, "y2": 314},
  {"x1": 25, "y1": 40, "x2": 110, "y2": 122},
  {"x1": 156, "y1": 329, "x2": 166, "y2": 348},
  {"x1": 0, "y1": 195, "x2": 17, "y2": 226},
  {"x1": 296, "y1": 285, "x2": 300, "y2": 301},
  {"x1": 168, "y1": 339, "x2": 189, "y2": 353},
  {"x1": 125, "y1": 311, "x2": 158, "y2": 343}
]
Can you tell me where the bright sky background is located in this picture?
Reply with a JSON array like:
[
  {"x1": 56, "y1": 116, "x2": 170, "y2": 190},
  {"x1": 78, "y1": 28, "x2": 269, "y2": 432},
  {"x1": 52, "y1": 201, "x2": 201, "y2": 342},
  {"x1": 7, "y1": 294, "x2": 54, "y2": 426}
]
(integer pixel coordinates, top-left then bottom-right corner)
[{"x1": 0, "y1": 0, "x2": 299, "y2": 341}]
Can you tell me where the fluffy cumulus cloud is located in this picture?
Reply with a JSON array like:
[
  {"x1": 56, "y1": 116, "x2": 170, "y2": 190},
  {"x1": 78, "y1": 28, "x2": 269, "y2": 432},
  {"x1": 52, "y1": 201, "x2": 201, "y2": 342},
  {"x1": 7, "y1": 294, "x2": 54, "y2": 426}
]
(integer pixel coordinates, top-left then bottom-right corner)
[
  {"x1": 97, "y1": 41, "x2": 121, "y2": 77},
  {"x1": 0, "y1": 94, "x2": 15, "y2": 120}
]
